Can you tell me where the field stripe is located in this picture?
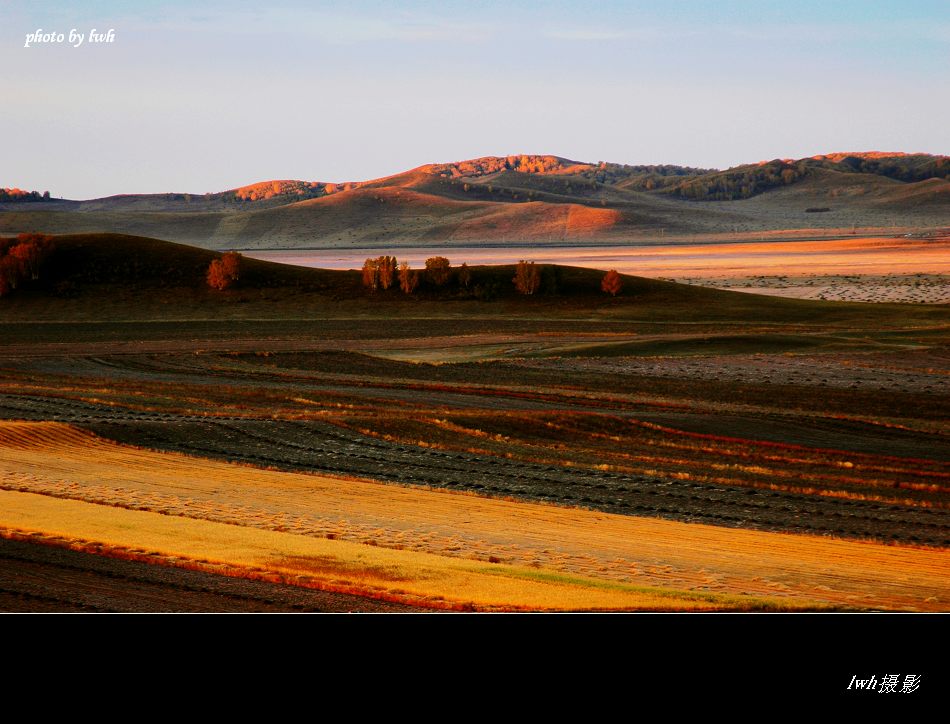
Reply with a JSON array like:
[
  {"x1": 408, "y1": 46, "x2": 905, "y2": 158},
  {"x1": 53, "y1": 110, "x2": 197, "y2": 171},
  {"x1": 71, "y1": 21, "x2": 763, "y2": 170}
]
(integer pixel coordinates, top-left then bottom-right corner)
[
  {"x1": 0, "y1": 491, "x2": 783, "y2": 611},
  {"x1": 0, "y1": 421, "x2": 947, "y2": 610}
]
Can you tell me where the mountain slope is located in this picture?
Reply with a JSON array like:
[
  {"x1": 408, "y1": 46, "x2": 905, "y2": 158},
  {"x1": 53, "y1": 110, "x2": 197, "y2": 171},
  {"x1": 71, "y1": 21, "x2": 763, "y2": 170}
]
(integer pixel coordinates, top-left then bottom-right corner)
[{"x1": 1, "y1": 153, "x2": 946, "y2": 249}]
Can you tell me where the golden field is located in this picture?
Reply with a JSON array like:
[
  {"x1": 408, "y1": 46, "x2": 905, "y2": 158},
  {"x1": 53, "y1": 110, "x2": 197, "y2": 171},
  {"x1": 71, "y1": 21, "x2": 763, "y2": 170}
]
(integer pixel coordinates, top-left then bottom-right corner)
[{"x1": 1, "y1": 421, "x2": 945, "y2": 611}]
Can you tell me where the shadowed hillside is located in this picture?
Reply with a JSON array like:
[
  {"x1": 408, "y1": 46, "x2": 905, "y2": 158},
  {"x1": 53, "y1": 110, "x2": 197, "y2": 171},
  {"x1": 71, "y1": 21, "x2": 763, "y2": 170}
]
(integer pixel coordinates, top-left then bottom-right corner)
[{"x1": 1, "y1": 233, "x2": 947, "y2": 330}]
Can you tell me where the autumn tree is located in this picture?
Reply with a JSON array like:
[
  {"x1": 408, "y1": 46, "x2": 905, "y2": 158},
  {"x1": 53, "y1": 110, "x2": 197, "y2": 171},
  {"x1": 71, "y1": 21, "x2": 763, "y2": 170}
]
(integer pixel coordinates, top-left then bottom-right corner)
[
  {"x1": 425, "y1": 256, "x2": 451, "y2": 286},
  {"x1": 0, "y1": 233, "x2": 54, "y2": 298},
  {"x1": 361, "y1": 257, "x2": 379, "y2": 290},
  {"x1": 220, "y1": 251, "x2": 241, "y2": 282},
  {"x1": 207, "y1": 251, "x2": 242, "y2": 291},
  {"x1": 601, "y1": 269, "x2": 623, "y2": 296},
  {"x1": 376, "y1": 255, "x2": 397, "y2": 290},
  {"x1": 399, "y1": 261, "x2": 419, "y2": 294},
  {"x1": 206, "y1": 260, "x2": 230, "y2": 290},
  {"x1": 0, "y1": 257, "x2": 19, "y2": 296},
  {"x1": 513, "y1": 260, "x2": 540, "y2": 295}
]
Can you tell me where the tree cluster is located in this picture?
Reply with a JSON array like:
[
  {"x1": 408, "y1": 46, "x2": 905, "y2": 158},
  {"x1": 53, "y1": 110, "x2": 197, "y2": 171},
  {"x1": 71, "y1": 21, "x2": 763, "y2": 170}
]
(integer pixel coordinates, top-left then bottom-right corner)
[
  {"x1": 233, "y1": 180, "x2": 323, "y2": 202},
  {"x1": 0, "y1": 188, "x2": 51, "y2": 202},
  {"x1": 818, "y1": 154, "x2": 949, "y2": 183},
  {"x1": 668, "y1": 160, "x2": 807, "y2": 201},
  {"x1": 206, "y1": 251, "x2": 242, "y2": 291},
  {"x1": 358, "y1": 254, "x2": 625, "y2": 299},
  {"x1": 0, "y1": 233, "x2": 54, "y2": 297},
  {"x1": 361, "y1": 255, "x2": 398, "y2": 290},
  {"x1": 362, "y1": 256, "x2": 425, "y2": 294}
]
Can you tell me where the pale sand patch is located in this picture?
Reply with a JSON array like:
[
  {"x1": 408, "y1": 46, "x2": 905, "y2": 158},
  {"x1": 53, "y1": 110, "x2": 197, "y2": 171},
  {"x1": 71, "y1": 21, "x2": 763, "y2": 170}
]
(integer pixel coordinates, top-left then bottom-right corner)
[
  {"x1": 688, "y1": 273, "x2": 950, "y2": 304},
  {"x1": 1, "y1": 421, "x2": 947, "y2": 610}
]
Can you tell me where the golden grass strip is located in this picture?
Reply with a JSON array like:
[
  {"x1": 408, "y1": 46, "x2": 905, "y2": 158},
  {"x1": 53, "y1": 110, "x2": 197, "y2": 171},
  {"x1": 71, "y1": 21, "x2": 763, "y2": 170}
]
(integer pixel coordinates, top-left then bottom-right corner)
[
  {"x1": 1, "y1": 421, "x2": 947, "y2": 611},
  {"x1": 0, "y1": 491, "x2": 789, "y2": 611}
]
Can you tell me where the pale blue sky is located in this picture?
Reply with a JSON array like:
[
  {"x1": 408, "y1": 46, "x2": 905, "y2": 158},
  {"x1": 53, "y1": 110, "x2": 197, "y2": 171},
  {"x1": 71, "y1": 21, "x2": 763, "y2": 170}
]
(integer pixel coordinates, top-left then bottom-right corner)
[{"x1": 2, "y1": 1, "x2": 947, "y2": 198}]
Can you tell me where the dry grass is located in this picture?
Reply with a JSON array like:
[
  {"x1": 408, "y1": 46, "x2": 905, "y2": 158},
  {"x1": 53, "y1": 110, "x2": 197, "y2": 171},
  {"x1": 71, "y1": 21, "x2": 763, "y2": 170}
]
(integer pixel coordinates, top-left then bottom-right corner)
[
  {"x1": 0, "y1": 492, "x2": 790, "y2": 611},
  {"x1": 0, "y1": 421, "x2": 947, "y2": 610}
]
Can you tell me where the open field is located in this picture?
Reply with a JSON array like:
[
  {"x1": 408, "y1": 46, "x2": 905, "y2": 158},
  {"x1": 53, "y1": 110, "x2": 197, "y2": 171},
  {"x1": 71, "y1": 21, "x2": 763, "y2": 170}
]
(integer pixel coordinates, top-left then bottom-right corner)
[
  {"x1": 0, "y1": 233, "x2": 947, "y2": 610},
  {"x1": 1, "y1": 422, "x2": 946, "y2": 611}
]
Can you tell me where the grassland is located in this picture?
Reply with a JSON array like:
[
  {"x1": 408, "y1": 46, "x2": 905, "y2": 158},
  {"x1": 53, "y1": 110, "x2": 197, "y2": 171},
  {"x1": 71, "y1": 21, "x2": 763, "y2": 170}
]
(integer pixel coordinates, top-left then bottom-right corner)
[{"x1": 0, "y1": 233, "x2": 946, "y2": 610}]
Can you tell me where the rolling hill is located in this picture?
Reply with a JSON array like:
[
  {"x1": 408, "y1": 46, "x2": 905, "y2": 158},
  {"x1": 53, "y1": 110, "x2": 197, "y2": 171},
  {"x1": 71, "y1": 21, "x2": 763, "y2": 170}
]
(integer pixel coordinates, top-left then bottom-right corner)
[
  {"x1": 2, "y1": 233, "x2": 947, "y2": 330},
  {"x1": 1, "y1": 153, "x2": 947, "y2": 250}
]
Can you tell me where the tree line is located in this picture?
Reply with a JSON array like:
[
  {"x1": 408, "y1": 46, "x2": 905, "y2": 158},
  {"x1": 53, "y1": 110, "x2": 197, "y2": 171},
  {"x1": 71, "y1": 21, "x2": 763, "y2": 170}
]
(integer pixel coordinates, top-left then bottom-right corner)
[
  {"x1": 0, "y1": 188, "x2": 51, "y2": 202},
  {"x1": 360, "y1": 255, "x2": 623, "y2": 298}
]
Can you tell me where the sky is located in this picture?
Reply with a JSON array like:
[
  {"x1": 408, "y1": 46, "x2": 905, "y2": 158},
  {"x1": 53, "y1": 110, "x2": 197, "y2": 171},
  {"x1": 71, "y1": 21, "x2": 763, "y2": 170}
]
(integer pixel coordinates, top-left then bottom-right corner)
[{"x1": 2, "y1": 0, "x2": 948, "y2": 199}]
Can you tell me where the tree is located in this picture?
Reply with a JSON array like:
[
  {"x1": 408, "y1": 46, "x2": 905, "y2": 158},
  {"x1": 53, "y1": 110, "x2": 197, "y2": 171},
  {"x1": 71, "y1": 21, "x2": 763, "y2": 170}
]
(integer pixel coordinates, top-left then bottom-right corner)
[
  {"x1": 0, "y1": 256, "x2": 19, "y2": 295},
  {"x1": 601, "y1": 269, "x2": 623, "y2": 296},
  {"x1": 361, "y1": 257, "x2": 379, "y2": 290},
  {"x1": 220, "y1": 251, "x2": 241, "y2": 281},
  {"x1": 206, "y1": 260, "x2": 229, "y2": 290},
  {"x1": 376, "y1": 255, "x2": 397, "y2": 290},
  {"x1": 207, "y1": 252, "x2": 241, "y2": 291},
  {"x1": 425, "y1": 256, "x2": 451, "y2": 286},
  {"x1": 513, "y1": 260, "x2": 540, "y2": 295},
  {"x1": 399, "y1": 261, "x2": 419, "y2": 294},
  {"x1": 457, "y1": 262, "x2": 472, "y2": 289},
  {"x1": 0, "y1": 233, "x2": 54, "y2": 297}
]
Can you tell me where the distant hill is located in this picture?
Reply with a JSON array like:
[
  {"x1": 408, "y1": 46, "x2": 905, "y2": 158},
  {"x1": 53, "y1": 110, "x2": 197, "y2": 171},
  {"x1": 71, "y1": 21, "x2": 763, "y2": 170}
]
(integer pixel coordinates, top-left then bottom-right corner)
[
  {"x1": 1, "y1": 153, "x2": 946, "y2": 249},
  {"x1": 664, "y1": 153, "x2": 950, "y2": 201}
]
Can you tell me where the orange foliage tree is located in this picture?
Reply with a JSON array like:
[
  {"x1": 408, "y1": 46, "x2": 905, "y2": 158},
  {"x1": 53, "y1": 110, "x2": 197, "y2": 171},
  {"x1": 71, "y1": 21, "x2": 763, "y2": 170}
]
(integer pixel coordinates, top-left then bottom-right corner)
[
  {"x1": 601, "y1": 269, "x2": 623, "y2": 296},
  {"x1": 399, "y1": 261, "x2": 419, "y2": 294},
  {"x1": 513, "y1": 260, "x2": 540, "y2": 295},
  {"x1": 425, "y1": 256, "x2": 451, "y2": 286},
  {"x1": 377, "y1": 255, "x2": 397, "y2": 290},
  {"x1": 220, "y1": 251, "x2": 241, "y2": 282},
  {"x1": 0, "y1": 233, "x2": 54, "y2": 297},
  {"x1": 361, "y1": 258, "x2": 379, "y2": 290},
  {"x1": 207, "y1": 251, "x2": 242, "y2": 291}
]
